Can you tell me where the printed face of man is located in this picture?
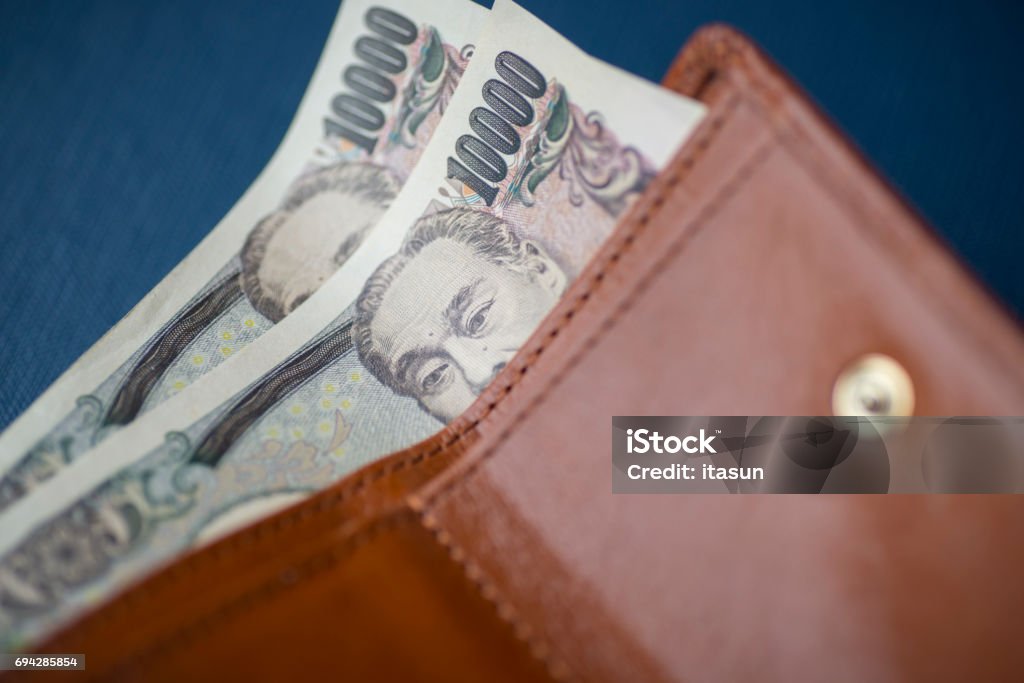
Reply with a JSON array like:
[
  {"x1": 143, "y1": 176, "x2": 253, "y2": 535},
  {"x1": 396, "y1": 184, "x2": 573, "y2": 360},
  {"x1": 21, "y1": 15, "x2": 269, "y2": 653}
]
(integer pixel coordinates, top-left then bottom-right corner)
[
  {"x1": 256, "y1": 192, "x2": 383, "y2": 318},
  {"x1": 369, "y1": 237, "x2": 566, "y2": 422}
]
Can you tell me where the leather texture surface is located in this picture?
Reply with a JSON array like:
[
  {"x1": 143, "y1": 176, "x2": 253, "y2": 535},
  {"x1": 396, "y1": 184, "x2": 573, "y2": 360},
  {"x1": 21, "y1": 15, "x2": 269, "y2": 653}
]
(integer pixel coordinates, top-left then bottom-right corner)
[{"x1": 23, "y1": 25, "x2": 1024, "y2": 683}]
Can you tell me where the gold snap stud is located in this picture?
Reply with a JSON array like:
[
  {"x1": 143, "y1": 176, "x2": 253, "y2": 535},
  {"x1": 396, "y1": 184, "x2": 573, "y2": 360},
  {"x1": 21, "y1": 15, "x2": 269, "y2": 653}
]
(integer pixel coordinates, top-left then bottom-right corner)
[{"x1": 832, "y1": 353, "x2": 915, "y2": 417}]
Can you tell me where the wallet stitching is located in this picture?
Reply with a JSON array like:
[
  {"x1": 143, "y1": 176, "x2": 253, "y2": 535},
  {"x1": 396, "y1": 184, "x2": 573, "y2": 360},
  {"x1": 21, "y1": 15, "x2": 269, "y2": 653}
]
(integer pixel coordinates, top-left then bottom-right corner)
[
  {"x1": 415, "y1": 110, "x2": 784, "y2": 682},
  {"x1": 422, "y1": 113, "x2": 773, "y2": 511},
  {"x1": 56, "y1": 65, "x2": 749, "y2": 676},
  {"x1": 418, "y1": 514, "x2": 579, "y2": 683}
]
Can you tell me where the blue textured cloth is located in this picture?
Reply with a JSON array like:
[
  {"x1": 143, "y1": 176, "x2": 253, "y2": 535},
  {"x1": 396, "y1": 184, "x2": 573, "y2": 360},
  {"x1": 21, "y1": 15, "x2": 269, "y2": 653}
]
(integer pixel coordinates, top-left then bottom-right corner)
[{"x1": 1, "y1": 0, "x2": 1022, "y2": 430}]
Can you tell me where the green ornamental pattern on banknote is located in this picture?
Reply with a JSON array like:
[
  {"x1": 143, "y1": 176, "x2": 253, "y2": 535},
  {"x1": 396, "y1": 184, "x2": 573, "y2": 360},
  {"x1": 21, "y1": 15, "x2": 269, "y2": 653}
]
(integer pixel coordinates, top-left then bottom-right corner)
[
  {"x1": 0, "y1": 0, "x2": 482, "y2": 513},
  {"x1": 0, "y1": 0, "x2": 705, "y2": 647}
]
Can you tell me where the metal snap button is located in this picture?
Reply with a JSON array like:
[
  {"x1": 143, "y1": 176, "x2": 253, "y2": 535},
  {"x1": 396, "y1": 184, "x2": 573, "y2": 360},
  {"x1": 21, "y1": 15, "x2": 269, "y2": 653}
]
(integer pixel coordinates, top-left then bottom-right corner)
[{"x1": 832, "y1": 353, "x2": 915, "y2": 417}]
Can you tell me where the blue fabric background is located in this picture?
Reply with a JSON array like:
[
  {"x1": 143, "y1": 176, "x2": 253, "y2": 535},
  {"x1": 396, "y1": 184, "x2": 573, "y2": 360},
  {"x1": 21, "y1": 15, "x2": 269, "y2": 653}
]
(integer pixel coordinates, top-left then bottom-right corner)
[{"x1": 1, "y1": 0, "x2": 1021, "y2": 430}]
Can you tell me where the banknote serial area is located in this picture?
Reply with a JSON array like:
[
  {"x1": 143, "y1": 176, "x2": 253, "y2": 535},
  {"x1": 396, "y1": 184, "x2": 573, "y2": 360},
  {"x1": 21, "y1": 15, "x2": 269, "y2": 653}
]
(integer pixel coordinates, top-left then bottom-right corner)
[{"x1": 2, "y1": 0, "x2": 1022, "y2": 680}]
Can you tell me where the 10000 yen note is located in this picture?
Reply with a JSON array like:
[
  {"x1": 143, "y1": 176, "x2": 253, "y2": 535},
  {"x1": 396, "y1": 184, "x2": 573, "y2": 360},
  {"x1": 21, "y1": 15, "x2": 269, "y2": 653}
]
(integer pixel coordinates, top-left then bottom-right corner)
[
  {"x1": 0, "y1": 0, "x2": 487, "y2": 511},
  {"x1": 0, "y1": 0, "x2": 706, "y2": 646}
]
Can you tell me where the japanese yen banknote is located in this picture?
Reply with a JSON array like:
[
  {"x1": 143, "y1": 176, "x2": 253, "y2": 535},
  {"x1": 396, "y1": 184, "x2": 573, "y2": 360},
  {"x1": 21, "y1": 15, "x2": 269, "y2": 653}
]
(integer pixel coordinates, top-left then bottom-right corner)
[{"x1": 0, "y1": 0, "x2": 705, "y2": 647}]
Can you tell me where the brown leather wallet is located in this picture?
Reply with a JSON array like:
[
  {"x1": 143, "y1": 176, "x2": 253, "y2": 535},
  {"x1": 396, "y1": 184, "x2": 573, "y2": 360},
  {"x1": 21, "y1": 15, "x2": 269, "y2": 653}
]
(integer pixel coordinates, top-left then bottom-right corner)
[{"x1": 28, "y1": 25, "x2": 1024, "y2": 683}]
